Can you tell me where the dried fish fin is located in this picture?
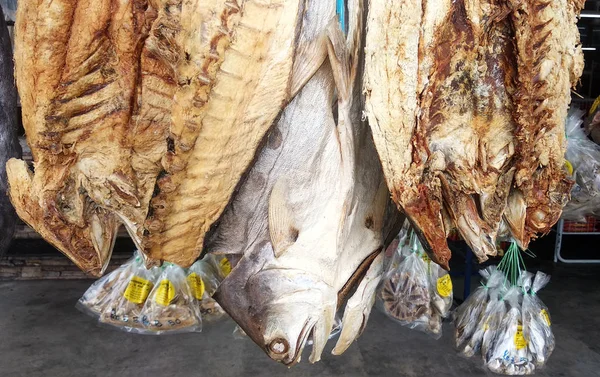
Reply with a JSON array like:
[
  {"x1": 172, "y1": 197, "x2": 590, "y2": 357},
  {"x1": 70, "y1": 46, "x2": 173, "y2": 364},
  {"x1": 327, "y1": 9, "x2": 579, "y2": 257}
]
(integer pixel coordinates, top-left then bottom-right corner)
[
  {"x1": 308, "y1": 305, "x2": 335, "y2": 363},
  {"x1": 290, "y1": 33, "x2": 329, "y2": 97},
  {"x1": 332, "y1": 252, "x2": 384, "y2": 355},
  {"x1": 268, "y1": 178, "x2": 297, "y2": 258},
  {"x1": 6, "y1": 159, "x2": 118, "y2": 276},
  {"x1": 439, "y1": 175, "x2": 495, "y2": 262},
  {"x1": 504, "y1": 189, "x2": 527, "y2": 247},
  {"x1": 325, "y1": 23, "x2": 351, "y2": 102}
]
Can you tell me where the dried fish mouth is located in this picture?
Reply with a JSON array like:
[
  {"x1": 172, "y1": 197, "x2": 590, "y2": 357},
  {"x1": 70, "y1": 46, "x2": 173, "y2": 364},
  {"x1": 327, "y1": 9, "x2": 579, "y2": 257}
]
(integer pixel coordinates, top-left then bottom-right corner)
[{"x1": 266, "y1": 317, "x2": 315, "y2": 365}]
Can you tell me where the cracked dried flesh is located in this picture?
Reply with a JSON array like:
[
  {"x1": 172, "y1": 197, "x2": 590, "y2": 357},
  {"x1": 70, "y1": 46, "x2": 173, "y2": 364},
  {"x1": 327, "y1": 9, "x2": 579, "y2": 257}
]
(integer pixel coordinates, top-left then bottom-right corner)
[{"x1": 364, "y1": 0, "x2": 583, "y2": 265}]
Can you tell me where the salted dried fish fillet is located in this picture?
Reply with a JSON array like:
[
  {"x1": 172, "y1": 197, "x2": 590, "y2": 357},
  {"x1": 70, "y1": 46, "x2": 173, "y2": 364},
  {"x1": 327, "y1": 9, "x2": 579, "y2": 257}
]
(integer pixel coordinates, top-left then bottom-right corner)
[
  {"x1": 363, "y1": 0, "x2": 452, "y2": 268},
  {"x1": 143, "y1": 0, "x2": 305, "y2": 267},
  {"x1": 508, "y1": 0, "x2": 583, "y2": 246},
  {"x1": 7, "y1": 0, "x2": 146, "y2": 275},
  {"x1": 0, "y1": 6, "x2": 21, "y2": 256}
]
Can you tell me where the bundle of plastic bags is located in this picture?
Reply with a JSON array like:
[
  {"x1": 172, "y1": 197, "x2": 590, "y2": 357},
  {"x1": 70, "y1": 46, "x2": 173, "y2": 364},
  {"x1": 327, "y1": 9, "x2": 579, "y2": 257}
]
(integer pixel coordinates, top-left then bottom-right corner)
[
  {"x1": 377, "y1": 228, "x2": 453, "y2": 339},
  {"x1": 562, "y1": 107, "x2": 600, "y2": 221},
  {"x1": 78, "y1": 251, "x2": 232, "y2": 334},
  {"x1": 453, "y1": 266, "x2": 554, "y2": 375}
]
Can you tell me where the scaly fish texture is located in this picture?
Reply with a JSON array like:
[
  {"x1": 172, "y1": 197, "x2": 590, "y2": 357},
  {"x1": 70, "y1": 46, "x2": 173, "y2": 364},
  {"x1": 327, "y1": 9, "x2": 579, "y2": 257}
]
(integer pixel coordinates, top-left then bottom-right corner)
[
  {"x1": 364, "y1": 0, "x2": 583, "y2": 266},
  {"x1": 143, "y1": 0, "x2": 305, "y2": 267},
  {"x1": 7, "y1": 0, "x2": 146, "y2": 275},
  {"x1": 0, "y1": 6, "x2": 21, "y2": 256},
  {"x1": 214, "y1": 0, "x2": 389, "y2": 364}
]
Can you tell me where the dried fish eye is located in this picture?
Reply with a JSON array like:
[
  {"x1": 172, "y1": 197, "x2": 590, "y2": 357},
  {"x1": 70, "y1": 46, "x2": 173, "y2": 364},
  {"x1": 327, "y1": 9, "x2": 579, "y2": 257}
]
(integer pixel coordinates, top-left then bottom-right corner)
[{"x1": 268, "y1": 338, "x2": 289, "y2": 355}]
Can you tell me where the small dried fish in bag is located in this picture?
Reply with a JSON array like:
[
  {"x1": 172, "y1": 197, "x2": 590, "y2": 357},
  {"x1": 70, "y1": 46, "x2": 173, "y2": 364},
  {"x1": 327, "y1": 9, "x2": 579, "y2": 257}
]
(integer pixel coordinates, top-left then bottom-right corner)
[
  {"x1": 462, "y1": 285, "x2": 507, "y2": 358},
  {"x1": 378, "y1": 232, "x2": 439, "y2": 338},
  {"x1": 454, "y1": 266, "x2": 505, "y2": 350},
  {"x1": 485, "y1": 287, "x2": 534, "y2": 375},
  {"x1": 141, "y1": 263, "x2": 202, "y2": 334},
  {"x1": 77, "y1": 252, "x2": 139, "y2": 318},
  {"x1": 99, "y1": 257, "x2": 159, "y2": 332},
  {"x1": 523, "y1": 271, "x2": 554, "y2": 367}
]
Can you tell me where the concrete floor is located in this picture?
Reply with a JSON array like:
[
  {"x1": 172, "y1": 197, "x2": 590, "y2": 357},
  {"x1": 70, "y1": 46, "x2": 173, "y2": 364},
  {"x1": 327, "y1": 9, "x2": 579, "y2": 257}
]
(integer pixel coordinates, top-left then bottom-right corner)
[{"x1": 0, "y1": 265, "x2": 599, "y2": 377}]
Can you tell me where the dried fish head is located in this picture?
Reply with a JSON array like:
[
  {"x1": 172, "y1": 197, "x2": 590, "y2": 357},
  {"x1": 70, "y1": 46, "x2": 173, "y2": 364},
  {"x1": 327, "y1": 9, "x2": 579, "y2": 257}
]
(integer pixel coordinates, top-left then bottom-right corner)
[{"x1": 214, "y1": 242, "x2": 337, "y2": 366}]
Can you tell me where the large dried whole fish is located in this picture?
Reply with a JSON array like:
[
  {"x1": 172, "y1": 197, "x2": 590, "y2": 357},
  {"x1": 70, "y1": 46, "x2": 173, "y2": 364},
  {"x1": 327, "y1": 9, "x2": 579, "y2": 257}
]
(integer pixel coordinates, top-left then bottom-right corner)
[
  {"x1": 0, "y1": 5, "x2": 21, "y2": 256},
  {"x1": 142, "y1": 0, "x2": 306, "y2": 267},
  {"x1": 7, "y1": 0, "x2": 146, "y2": 275},
  {"x1": 364, "y1": 0, "x2": 583, "y2": 265},
  {"x1": 213, "y1": 0, "x2": 390, "y2": 364}
]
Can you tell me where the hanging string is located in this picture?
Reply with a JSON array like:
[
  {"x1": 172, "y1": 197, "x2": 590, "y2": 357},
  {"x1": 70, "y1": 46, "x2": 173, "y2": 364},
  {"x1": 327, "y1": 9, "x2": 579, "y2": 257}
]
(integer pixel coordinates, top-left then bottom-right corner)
[
  {"x1": 497, "y1": 240, "x2": 526, "y2": 287},
  {"x1": 336, "y1": 0, "x2": 346, "y2": 35}
]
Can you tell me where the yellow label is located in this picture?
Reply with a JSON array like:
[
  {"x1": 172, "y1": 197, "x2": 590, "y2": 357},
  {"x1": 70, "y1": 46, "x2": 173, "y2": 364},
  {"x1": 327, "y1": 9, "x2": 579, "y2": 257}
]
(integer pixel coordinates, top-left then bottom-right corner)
[
  {"x1": 187, "y1": 273, "x2": 205, "y2": 300},
  {"x1": 564, "y1": 160, "x2": 574, "y2": 176},
  {"x1": 515, "y1": 324, "x2": 528, "y2": 350},
  {"x1": 123, "y1": 276, "x2": 153, "y2": 304},
  {"x1": 540, "y1": 309, "x2": 551, "y2": 326},
  {"x1": 436, "y1": 274, "x2": 453, "y2": 297},
  {"x1": 155, "y1": 279, "x2": 175, "y2": 306},
  {"x1": 220, "y1": 258, "x2": 231, "y2": 276}
]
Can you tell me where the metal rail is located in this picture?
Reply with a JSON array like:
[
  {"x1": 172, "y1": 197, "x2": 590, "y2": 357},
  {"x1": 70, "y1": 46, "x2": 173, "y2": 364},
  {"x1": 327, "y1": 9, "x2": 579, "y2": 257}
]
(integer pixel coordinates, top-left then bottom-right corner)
[{"x1": 554, "y1": 219, "x2": 600, "y2": 264}]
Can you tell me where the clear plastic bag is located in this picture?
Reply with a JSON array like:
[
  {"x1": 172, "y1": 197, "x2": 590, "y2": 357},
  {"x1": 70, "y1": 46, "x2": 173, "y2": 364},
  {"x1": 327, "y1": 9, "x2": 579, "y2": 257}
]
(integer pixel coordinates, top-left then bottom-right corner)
[
  {"x1": 378, "y1": 232, "x2": 440, "y2": 338},
  {"x1": 140, "y1": 263, "x2": 202, "y2": 334},
  {"x1": 462, "y1": 285, "x2": 507, "y2": 358},
  {"x1": 187, "y1": 258, "x2": 226, "y2": 320},
  {"x1": 76, "y1": 253, "x2": 138, "y2": 318},
  {"x1": 485, "y1": 287, "x2": 535, "y2": 375},
  {"x1": 454, "y1": 266, "x2": 505, "y2": 353},
  {"x1": 562, "y1": 107, "x2": 600, "y2": 221},
  {"x1": 523, "y1": 271, "x2": 554, "y2": 368},
  {"x1": 99, "y1": 257, "x2": 159, "y2": 332},
  {"x1": 428, "y1": 259, "x2": 453, "y2": 318}
]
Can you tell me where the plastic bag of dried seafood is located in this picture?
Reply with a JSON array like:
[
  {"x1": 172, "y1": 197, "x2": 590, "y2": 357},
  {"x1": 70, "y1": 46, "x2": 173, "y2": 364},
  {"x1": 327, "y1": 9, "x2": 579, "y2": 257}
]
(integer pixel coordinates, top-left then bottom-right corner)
[
  {"x1": 522, "y1": 271, "x2": 554, "y2": 368},
  {"x1": 140, "y1": 263, "x2": 202, "y2": 334},
  {"x1": 485, "y1": 287, "x2": 535, "y2": 375},
  {"x1": 378, "y1": 232, "x2": 441, "y2": 339},
  {"x1": 99, "y1": 256, "x2": 160, "y2": 332},
  {"x1": 76, "y1": 253, "x2": 139, "y2": 318},
  {"x1": 562, "y1": 107, "x2": 600, "y2": 221},
  {"x1": 427, "y1": 256, "x2": 453, "y2": 318},
  {"x1": 454, "y1": 266, "x2": 506, "y2": 355},
  {"x1": 187, "y1": 258, "x2": 226, "y2": 320}
]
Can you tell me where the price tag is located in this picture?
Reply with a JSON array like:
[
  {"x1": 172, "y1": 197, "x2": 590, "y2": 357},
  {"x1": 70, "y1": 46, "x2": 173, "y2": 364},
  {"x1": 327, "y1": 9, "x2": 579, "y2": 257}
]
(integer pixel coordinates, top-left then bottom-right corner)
[
  {"x1": 123, "y1": 276, "x2": 153, "y2": 304},
  {"x1": 437, "y1": 274, "x2": 452, "y2": 297},
  {"x1": 187, "y1": 272, "x2": 205, "y2": 300},
  {"x1": 155, "y1": 279, "x2": 175, "y2": 306}
]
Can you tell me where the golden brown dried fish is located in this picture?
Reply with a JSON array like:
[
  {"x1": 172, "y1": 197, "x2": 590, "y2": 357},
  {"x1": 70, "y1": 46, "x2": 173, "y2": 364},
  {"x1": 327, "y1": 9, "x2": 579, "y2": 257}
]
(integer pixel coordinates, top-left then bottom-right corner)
[
  {"x1": 7, "y1": 0, "x2": 146, "y2": 275},
  {"x1": 143, "y1": 0, "x2": 306, "y2": 267}
]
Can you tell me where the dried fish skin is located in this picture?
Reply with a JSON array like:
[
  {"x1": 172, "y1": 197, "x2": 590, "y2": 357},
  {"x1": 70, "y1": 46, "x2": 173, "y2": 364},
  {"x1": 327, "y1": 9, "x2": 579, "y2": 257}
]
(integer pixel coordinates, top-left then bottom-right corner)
[
  {"x1": 143, "y1": 0, "x2": 305, "y2": 267},
  {"x1": 7, "y1": 0, "x2": 146, "y2": 275}
]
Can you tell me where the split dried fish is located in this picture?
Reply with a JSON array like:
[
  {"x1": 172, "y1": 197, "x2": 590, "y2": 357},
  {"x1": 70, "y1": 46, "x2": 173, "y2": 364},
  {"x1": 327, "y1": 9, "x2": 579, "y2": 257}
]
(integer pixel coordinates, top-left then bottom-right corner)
[
  {"x1": 363, "y1": 0, "x2": 583, "y2": 267},
  {"x1": 143, "y1": 0, "x2": 306, "y2": 267}
]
